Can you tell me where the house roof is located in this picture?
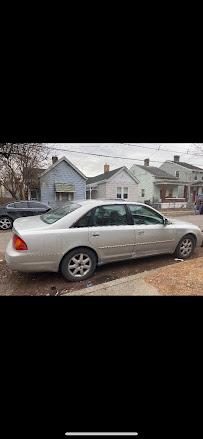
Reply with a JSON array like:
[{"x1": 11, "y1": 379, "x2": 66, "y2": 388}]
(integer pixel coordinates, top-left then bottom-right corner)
[
  {"x1": 136, "y1": 165, "x2": 178, "y2": 180},
  {"x1": 86, "y1": 166, "x2": 139, "y2": 185},
  {"x1": 39, "y1": 156, "x2": 87, "y2": 180},
  {"x1": 167, "y1": 161, "x2": 203, "y2": 171}
]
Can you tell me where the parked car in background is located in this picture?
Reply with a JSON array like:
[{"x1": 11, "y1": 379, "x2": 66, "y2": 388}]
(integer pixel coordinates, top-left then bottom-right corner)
[
  {"x1": 5, "y1": 200, "x2": 203, "y2": 281},
  {"x1": 0, "y1": 201, "x2": 51, "y2": 230}
]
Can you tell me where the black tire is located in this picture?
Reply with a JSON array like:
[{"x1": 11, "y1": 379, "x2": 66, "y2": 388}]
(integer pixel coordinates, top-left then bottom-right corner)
[
  {"x1": 175, "y1": 234, "x2": 196, "y2": 259},
  {"x1": 0, "y1": 216, "x2": 13, "y2": 231},
  {"x1": 60, "y1": 247, "x2": 97, "y2": 282}
]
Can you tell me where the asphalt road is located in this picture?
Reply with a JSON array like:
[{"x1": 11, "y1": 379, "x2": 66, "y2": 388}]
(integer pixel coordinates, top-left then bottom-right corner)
[{"x1": 1, "y1": 214, "x2": 203, "y2": 295}]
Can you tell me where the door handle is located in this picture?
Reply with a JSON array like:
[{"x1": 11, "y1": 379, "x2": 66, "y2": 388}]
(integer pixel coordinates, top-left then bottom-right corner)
[
  {"x1": 137, "y1": 231, "x2": 144, "y2": 235},
  {"x1": 92, "y1": 233, "x2": 100, "y2": 237}
]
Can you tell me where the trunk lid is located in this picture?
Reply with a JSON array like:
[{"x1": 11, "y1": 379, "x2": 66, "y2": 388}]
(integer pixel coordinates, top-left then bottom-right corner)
[{"x1": 13, "y1": 215, "x2": 49, "y2": 233}]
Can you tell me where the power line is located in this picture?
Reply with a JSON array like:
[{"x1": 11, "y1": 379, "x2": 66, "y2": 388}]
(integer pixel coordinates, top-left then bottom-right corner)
[
  {"x1": 50, "y1": 143, "x2": 203, "y2": 157},
  {"x1": 45, "y1": 145, "x2": 203, "y2": 167}
]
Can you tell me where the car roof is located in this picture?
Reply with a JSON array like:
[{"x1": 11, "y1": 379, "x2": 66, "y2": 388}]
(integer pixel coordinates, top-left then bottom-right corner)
[{"x1": 77, "y1": 199, "x2": 146, "y2": 207}]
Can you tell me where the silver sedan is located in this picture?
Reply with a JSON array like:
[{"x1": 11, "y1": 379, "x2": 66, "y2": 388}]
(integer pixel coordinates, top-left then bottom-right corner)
[{"x1": 5, "y1": 200, "x2": 203, "y2": 281}]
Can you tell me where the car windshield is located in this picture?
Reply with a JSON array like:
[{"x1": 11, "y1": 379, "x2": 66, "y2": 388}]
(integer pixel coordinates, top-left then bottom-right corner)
[{"x1": 40, "y1": 203, "x2": 81, "y2": 224}]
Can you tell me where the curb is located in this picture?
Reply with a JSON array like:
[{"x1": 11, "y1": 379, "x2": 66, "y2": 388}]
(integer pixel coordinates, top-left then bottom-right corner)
[{"x1": 63, "y1": 268, "x2": 161, "y2": 296}]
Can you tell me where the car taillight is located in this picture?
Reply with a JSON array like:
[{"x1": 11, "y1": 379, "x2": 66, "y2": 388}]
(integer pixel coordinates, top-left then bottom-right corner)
[{"x1": 13, "y1": 234, "x2": 28, "y2": 251}]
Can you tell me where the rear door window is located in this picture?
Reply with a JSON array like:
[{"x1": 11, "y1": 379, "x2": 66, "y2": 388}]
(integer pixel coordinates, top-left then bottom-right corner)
[
  {"x1": 93, "y1": 204, "x2": 128, "y2": 226},
  {"x1": 14, "y1": 202, "x2": 29, "y2": 209},
  {"x1": 73, "y1": 209, "x2": 93, "y2": 228},
  {"x1": 29, "y1": 202, "x2": 48, "y2": 209}
]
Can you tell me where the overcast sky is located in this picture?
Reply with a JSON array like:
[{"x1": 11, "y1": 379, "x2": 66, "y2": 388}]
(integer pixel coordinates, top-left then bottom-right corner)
[{"x1": 45, "y1": 143, "x2": 203, "y2": 177}]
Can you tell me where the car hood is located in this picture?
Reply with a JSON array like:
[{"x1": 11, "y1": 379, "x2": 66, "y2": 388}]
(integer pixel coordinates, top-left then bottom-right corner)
[
  {"x1": 168, "y1": 217, "x2": 201, "y2": 229},
  {"x1": 13, "y1": 215, "x2": 49, "y2": 232}
]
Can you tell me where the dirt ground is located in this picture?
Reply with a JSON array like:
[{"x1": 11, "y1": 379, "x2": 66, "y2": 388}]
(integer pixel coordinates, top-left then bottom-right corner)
[
  {"x1": 1, "y1": 247, "x2": 203, "y2": 296},
  {"x1": 144, "y1": 256, "x2": 203, "y2": 295}
]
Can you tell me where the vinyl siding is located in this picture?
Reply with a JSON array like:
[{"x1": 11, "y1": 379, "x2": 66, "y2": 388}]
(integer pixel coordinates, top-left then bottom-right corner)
[
  {"x1": 130, "y1": 165, "x2": 155, "y2": 202},
  {"x1": 160, "y1": 162, "x2": 203, "y2": 198},
  {"x1": 40, "y1": 160, "x2": 86, "y2": 204},
  {"x1": 105, "y1": 170, "x2": 138, "y2": 201}
]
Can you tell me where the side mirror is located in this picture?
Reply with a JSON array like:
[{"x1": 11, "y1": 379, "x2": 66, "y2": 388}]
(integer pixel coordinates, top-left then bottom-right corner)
[{"x1": 163, "y1": 217, "x2": 168, "y2": 226}]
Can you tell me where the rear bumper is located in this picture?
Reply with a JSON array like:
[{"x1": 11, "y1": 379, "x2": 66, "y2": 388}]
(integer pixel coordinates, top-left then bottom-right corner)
[{"x1": 5, "y1": 240, "x2": 58, "y2": 273}]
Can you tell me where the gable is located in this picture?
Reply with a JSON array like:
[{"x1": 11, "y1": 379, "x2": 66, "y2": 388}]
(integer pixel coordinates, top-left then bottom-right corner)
[
  {"x1": 108, "y1": 168, "x2": 139, "y2": 185},
  {"x1": 40, "y1": 156, "x2": 87, "y2": 180}
]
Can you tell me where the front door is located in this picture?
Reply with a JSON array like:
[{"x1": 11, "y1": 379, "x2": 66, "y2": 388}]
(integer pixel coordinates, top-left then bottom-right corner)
[
  {"x1": 88, "y1": 204, "x2": 135, "y2": 262},
  {"x1": 184, "y1": 185, "x2": 188, "y2": 201},
  {"x1": 127, "y1": 204, "x2": 176, "y2": 257}
]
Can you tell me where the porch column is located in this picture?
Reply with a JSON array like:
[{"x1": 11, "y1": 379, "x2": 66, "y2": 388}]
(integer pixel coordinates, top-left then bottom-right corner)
[{"x1": 160, "y1": 185, "x2": 166, "y2": 202}]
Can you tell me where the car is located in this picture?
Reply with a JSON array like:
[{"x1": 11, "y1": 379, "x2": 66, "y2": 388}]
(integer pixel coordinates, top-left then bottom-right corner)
[
  {"x1": 0, "y1": 201, "x2": 51, "y2": 230},
  {"x1": 5, "y1": 199, "x2": 203, "y2": 281}
]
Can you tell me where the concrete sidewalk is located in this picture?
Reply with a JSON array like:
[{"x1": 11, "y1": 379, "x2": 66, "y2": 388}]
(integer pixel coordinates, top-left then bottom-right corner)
[{"x1": 63, "y1": 269, "x2": 161, "y2": 296}]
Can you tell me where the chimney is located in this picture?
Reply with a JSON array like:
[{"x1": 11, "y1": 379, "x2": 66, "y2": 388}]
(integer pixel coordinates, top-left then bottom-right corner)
[
  {"x1": 144, "y1": 158, "x2": 150, "y2": 167},
  {"x1": 174, "y1": 155, "x2": 180, "y2": 163},
  {"x1": 104, "y1": 163, "x2": 110, "y2": 173},
  {"x1": 52, "y1": 156, "x2": 58, "y2": 164}
]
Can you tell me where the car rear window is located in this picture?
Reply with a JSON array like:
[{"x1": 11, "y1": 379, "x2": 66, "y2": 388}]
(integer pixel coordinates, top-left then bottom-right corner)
[{"x1": 40, "y1": 203, "x2": 81, "y2": 224}]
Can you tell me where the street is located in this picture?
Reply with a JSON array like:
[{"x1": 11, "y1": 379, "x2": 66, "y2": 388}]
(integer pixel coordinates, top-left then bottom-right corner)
[{"x1": 1, "y1": 214, "x2": 203, "y2": 295}]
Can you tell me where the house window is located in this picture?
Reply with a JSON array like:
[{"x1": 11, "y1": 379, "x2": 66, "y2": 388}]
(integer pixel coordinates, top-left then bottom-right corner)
[
  {"x1": 194, "y1": 175, "x2": 197, "y2": 180},
  {"x1": 175, "y1": 171, "x2": 179, "y2": 178},
  {"x1": 30, "y1": 189, "x2": 38, "y2": 200},
  {"x1": 141, "y1": 189, "x2": 145, "y2": 197},
  {"x1": 202, "y1": 176, "x2": 203, "y2": 180},
  {"x1": 56, "y1": 192, "x2": 74, "y2": 202},
  {"x1": 117, "y1": 187, "x2": 122, "y2": 199},
  {"x1": 123, "y1": 187, "x2": 128, "y2": 199},
  {"x1": 117, "y1": 187, "x2": 129, "y2": 199}
]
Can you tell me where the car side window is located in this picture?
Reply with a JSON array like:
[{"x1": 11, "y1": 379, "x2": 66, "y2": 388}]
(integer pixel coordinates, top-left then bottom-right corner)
[
  {"x1": 29, "y1": 202, "x2": 47, "y2": 208},
  {"x1": 73, "y1": 210, "x2": 93, "y2": 228},
  {"x1": 7, "y1": 203, "x2": 15, "y2": 208},
  {"x1": 93, "y1": 205, "x2": 128, "y2": 227},
  {"x1": 128, "y1": 205, "x2": 164, "y2": 225},
  {"x1": 14, "y1": 202, "x2": 29, "y2": 208}
]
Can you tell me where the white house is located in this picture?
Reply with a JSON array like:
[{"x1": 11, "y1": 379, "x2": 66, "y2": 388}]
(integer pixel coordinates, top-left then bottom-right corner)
[
  {"x1": 130, "y1": 158, "x2": 188, "y2": 208},
  {"x1": 86, "y1": 164, "x2": 139, "y2": 201},
  {"x1": 160, "y1": 155, "x2": 203, "y2": 203}
]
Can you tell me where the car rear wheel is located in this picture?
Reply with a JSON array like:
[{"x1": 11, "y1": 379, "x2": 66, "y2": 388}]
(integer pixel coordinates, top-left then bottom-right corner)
[
  {"x1": 0, "y1": 216, "x2": 13, "y2": 230},
  {"x1": 61, "y1": 247, "x2": 97, "y2": 281},
  {"x1": 175, "y1": 235, "x2": 196, "y2": 259}
]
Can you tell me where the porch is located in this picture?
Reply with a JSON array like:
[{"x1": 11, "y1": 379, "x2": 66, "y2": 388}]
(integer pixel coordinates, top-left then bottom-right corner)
[
  {"x1": 190, "y1": 182, "x2": 203, "y2": 202},
  {"x1": 153, "y1": 181, "x2": 189, "y2": 208}
]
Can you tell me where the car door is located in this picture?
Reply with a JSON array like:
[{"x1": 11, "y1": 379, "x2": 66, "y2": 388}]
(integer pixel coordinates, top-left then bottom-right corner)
[
  {"x1": 12, "y1": 201, "x2": 33, "y2": 218},
  {"x1": 88, "y1": 204, "x2": 136, "y2": 263},
  {"x1": 127, "y1": 204, "x2": 176, "y2": 257},
  {"x1": 6, "y1": 203, "x2": 18, "y2": 220}
]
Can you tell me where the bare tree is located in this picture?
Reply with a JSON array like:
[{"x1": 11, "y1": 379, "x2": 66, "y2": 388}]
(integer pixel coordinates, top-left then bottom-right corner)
[{"x1": 0, "y1": 143, "x2": 48, "y2": 200}]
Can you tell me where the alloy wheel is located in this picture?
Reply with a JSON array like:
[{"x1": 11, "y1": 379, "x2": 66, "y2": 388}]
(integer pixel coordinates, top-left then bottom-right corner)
[
  {"x1": 0, "y1": 217, "x2": 12, "y2": 230},
  {"x1": 68, "y1": 253, "x2": 92, "y2": 278},
  {"x1": 179, "y1": 238, "x2": 193, "y2": 257}
]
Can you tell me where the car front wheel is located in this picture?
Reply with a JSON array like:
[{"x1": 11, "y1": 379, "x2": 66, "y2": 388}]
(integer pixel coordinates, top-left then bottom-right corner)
[
  {"x1": 0, "y1": 216, "x2": 13, "y2": 230},
  {"x1": 175, "y1": 234, "x2": 196, "y2": 259},
  {"x1": 60, "y1": 247, "x2": 97, "y2": 281}
]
